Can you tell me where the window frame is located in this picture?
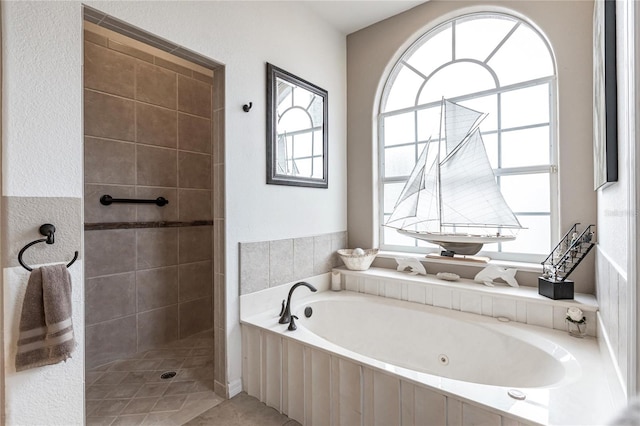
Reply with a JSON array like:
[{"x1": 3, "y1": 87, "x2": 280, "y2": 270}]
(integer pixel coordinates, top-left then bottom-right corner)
[{"x1": 377, "y1": 12, "x2": 559, "y2": 263}]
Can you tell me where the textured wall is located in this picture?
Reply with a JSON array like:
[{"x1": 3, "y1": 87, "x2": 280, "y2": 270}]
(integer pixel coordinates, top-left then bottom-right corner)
[{"x1": 2, "y1": 1, "x2": 346, "y2": 422}]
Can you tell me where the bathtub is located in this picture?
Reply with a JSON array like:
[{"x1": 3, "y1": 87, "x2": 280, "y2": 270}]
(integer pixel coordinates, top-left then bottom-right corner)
[{"x1": 241, "y1": 289, "x2": 614, "y2": 425}]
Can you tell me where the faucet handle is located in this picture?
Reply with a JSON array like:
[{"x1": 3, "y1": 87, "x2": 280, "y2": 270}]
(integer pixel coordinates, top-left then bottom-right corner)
[
  {"x1": 279, "y1": 299, "x2": 285, "y2": 317},
  {"x1": 288, "y1": 315, "x2": 299, "y2": 331}
]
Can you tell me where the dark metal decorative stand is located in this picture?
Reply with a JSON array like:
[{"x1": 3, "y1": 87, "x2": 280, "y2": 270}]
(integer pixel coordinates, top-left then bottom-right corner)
[{"x1": 539, "y1": 223, "x2": 595, "y2": 299}]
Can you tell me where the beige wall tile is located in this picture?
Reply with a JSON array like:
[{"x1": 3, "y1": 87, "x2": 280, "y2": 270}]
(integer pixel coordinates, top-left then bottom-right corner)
[
  {"x1": 136, "y1": 61, "x2": 177, "y2": 109},
  {"x1": 213, "y1": 164, "x2": 224, "y2": 220},
  {"x1": 193, "y1": 71, "x2": 213, "y2": 85},
  {"x1": 85, "y1": 229, "x2": 136, "y2": 278},
  {"x1": 85, "y1": 30, "x2": 107, "y2": 47},
  {"x1": 178, "y1": 75, "x2": 211, "y2": 117},
  {"x1": 85, "y1": 184, "x2": 136, "y2": 223},
  {"x1": 178, "y1": 190, "x2": 212, "y2": 221},
  {"x1": 86, "y1": 272, "x2": 136, "y2": 325},
  {"x1": 178, "y1": 226, "x2": 212, "y2": 264},
  {"x1": 136, "y1": 103, "x2": 177, "y2": 148},
  {"x1": 86, "y1": 315, "x2": 137, "y2": 369},
  {"x1": 179, "y1": 297, "x2": 212, "y2": 338},
  {"x1": 84, "y1": 41, "x2": 136, "y2": 98},
  {"x1": 213, "y1": 109, "x2": 224, "y2": 165},
  {"x1": 154, "y1": 57, "x2": 192, "y2": 77},
  {"x1": 213, "y1": 68, "x2": 224, "y2": 112},
  {"x1": 239, "y1": 241, "x2": 269, "y2": 294},
  {"x1": 213, "y1": 220, "x2": 225, "y2": 275},
  {"x1": 108, "y1": 39, "x2": 154, "y2": 63},
  {"x1": 138, "y1": 305, "x2": 179, "y2": 350},
  {"x1": 85, "y1": 137, "x2": 136, "y2": 185},
  {"x1": 179, "y1": 260, "x2": 213, "y2": 302},
  {"x1": 178, "y1": 113, "x2": 211, "y2": 154},
  {"x1": 269, "y1": 239, "x2": 293, "y2": 287},
  {"x1": 294, "y1": 236, "x2": 314, "y2": 280},
  {"x1": 136, "y1": 145, "x2": 177, "y2": 187},
  {"x1": 136, "y1": 228, "x2": 178, "y2": 269},
  {"x1": 137, "y1": 266, "x2": 179, "y2": 312},
  {"x1": 85, "y1": 89, "x2": 135, "y2": 141},
  {"x1": 135, "y1": 187, "x2": 178, "y2": 222},
  {"x1": 178, "y1": 151, "x2": 211, "y2": 189}
]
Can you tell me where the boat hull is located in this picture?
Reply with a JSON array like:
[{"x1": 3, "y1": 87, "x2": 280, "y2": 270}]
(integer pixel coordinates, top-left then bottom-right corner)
[{"x1": 397, "y1": 229, "x2": 516, "y2": 255}]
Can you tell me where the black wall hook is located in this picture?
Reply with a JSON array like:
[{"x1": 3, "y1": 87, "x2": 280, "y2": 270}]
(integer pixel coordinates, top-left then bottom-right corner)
[
  {"x1": 243, "y1": 102, "x2": 253, "y2": 112},
  {"x1": 17, "y1": 223, "x2": 78, "y2": 271}
]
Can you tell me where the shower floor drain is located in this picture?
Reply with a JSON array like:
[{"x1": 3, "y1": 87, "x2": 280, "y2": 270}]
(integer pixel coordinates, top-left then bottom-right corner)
[{"x1": 160, "y1": 371, "x2": 177, "y2": 380}]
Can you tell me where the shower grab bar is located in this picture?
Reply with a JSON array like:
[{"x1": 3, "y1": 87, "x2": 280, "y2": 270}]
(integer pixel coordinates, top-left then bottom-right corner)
[{"x1": 100, "y1": 195, "x2": 168, "y2": 207}]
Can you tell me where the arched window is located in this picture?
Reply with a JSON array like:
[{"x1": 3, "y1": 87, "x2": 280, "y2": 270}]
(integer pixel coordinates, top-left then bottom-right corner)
[{"x1": 379, "y1": 13, "x2": 557, "y2": 261}]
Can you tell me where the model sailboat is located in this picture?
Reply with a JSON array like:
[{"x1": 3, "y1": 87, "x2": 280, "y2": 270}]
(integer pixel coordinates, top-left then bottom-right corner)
[{"x1": 385, "y1": 99, "x2": 523, "y2": 256}]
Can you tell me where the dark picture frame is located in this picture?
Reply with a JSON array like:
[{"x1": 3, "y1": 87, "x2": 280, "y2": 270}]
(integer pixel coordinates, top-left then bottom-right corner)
[
  {"x1": 593, "y1": 0, "x2": 618, "y2": 190},
  {"x1": 266, "y1": 63, "x2": 329, "y2": 188}
]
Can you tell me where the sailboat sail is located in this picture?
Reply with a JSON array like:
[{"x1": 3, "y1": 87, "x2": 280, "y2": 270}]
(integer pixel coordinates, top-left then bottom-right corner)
[{"x1": 385, "y1": 98, "x2": 523, "y2": 255}]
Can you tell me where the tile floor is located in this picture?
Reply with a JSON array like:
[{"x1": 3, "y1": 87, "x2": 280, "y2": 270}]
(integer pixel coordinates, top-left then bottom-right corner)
[
  {"x1": 85, "y1": 330, "x2": 223, "y2": 425},
  {"x1": 185, "y1": 393, "x2": 301, "y2": 426}
]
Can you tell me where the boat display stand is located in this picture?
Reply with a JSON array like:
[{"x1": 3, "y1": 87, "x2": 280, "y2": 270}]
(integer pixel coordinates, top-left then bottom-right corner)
[{"x1": 426, "y1": 253, "x2": 490, "y2": 264}]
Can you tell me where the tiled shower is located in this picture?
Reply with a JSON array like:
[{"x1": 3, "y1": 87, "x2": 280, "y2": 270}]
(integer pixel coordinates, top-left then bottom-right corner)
[{"x1": 82, "y1": 16, "x2": 225, "y2": 399}]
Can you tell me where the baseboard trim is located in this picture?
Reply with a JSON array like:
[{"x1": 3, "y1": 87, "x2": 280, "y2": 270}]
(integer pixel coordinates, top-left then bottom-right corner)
[{"x1": 228, "y1": 378, "x2": 243, "y2": 398}]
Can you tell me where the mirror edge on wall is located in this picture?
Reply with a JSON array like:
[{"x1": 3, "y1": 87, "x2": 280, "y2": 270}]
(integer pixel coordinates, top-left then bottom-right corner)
[{"x1": 266, "y1": 62, "x2": 329, "y2": 189}]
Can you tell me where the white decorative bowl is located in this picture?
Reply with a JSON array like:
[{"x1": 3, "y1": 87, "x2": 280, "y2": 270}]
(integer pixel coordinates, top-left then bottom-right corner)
[{"x1": 337, "y1": 248, "x2": 379, "y2": 271}]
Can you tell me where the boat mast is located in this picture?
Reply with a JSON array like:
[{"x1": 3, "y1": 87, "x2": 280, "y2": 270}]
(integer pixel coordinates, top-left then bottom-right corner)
[{"x1": 436, "y1": 98, "x2": 445, "y2": 234}]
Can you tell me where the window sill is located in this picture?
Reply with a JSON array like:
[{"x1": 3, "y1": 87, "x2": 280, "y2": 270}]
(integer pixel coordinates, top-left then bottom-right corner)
[{"x1": 376, "y1": 250, "x2": 543, "y2": 273}]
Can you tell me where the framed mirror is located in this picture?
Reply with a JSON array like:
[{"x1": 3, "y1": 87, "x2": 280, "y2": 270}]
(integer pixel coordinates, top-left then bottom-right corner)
[{"x1": 267, "y1": 63, "x2": 328, "y2": 188}]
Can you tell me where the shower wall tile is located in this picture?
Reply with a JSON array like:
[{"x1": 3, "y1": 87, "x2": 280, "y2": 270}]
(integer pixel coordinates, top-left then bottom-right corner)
[
  {"x1": 85, "y1": 30, "x2": 107, "y2": 47},
  {"x1": 178, "y1": 151, "x2": 211, "y2": 189},
  {"x1": 214, "y1": 220, "x2": 225, "y2": 274},
  {"x1": 85, "y1": 184, "x2": 136, "y2": 223},
  {"x1": 155, "y1": 56, "x2": 192, "y2": 77},
  {"x1": 293, "y1": 237, "x2": 314, "y2": 279},
  {"x1": 179, "y1": 296, "x2": 213, "y2": 338},
  {"x1": 136, "y1": 145, "x2": 177, "y2": 187},
  {"x1": 178, "y1": 226, "x2": 212, "y2": 263},
  {"x1": 136, "y1": 61, "x2": 177, "y2": 109},
  {"x1": 213, "y1": 68, "x2": 225, "y2": 111},
  {"x1": 136, "y1": 228, "x2": 178, "y2": 269},
  {"x1": 138, "y1": 305, "x2": 179, "y2": 350},
  {"x1": 86, "y1": 315, "x2": 137, "y2": 369},
  {"x1": 213, "y1": 109, "x2": 225, "y2": 165},
  {"x1": 85, "y1": 137, "x2": 136, "y2": 185},
  {"x1": 84, "y1": 41, "x2": 136, "y2": 98},
  {"x1": 137, "y1": 266, "x2": 179, "y2": 311},
  {"x1": 107, "y1": 39, "x2": 154, "y2": 63},
  {"x1": 85, "y1": 229, "x2": 136, "y2": 278},
  {"x1": 240, "y1": 241, "x2": 270, "y2": 295},
  {"x1": 135, "y1": 187, "x2": 178, "y2": 222},
  {"x1": 269, "y1": 239, "x2": 294, "y2": 287},
  {"x1": 136, "y1": 103, "x2": 177, "y2": 148},
  {"x1": 179, "y1": 189, "x2": 212, "y2": 221},
  {"x1": 85, "y1": 90, "x2": 135, "y2": 141},
  {"x1": 84, "y1": 28, "x2": 222, "y2": 369},
  {"x1": 178, "y1": 75, "x2": 212, "y2": 117},
  {"x1": 179, "y1": 260, "x2": 213, "y2": 302},
  {"x1": 86, "y1": 272, "x2": 136, "y2": 325},
  {"x1": 178, "y1": 113, "x2": 211, "y2": 154},
  {"x1": 213, "y1": 164, "x2": 225, "y2": 220}
]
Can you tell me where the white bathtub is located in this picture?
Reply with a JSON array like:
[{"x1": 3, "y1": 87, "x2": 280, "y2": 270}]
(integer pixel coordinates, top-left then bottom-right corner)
[{"x1": 241, "y1": 289, "x2": 615, "y2": 425}]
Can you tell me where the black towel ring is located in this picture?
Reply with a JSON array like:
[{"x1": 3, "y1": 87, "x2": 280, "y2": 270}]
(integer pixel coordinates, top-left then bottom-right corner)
[{"x1": 18, "y1": 224, "x2": 78, "y2": 272}]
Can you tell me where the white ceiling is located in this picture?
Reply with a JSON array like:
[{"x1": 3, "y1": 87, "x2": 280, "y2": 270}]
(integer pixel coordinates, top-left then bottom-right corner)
[{"x1": 302, "y1": 1, "x2": 427, "y2": 34}]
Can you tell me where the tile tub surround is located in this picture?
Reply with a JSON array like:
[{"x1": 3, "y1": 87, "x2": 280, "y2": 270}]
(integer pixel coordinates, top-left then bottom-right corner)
[
  {"x1": 337, "y1": 267, "x2": 599, "y2": 337},
  {"x1": 240, "y1": 290, "x2": 615, "y2": 425},
  {"x1": 239, "y1": 231, "x2": 347, "y2": 295},
  {"x1": 83, "y1": 25, "x2": 225, "y2": 376}
]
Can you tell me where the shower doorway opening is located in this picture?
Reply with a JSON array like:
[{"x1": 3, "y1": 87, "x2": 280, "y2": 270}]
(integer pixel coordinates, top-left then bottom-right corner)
[{"x1": 82, "y1": 8, "x2": 226, "y2": 424}]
